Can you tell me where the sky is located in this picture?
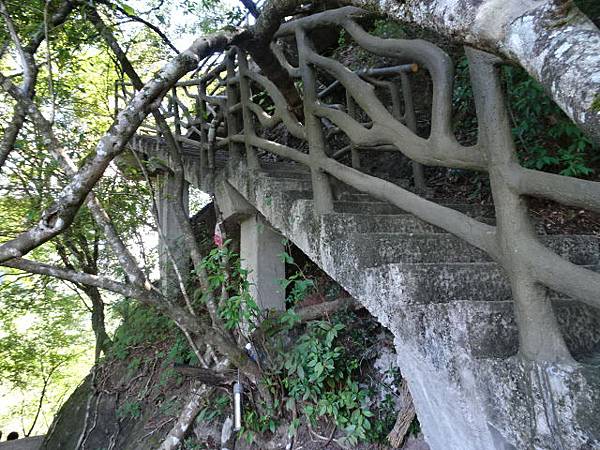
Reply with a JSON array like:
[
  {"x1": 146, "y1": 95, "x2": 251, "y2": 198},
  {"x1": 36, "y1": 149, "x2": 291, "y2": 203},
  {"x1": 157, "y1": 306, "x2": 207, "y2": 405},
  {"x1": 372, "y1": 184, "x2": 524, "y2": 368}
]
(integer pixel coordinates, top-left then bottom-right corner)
[{"x1": 130, "y1": 0, "x2": 246, "y2": 51}]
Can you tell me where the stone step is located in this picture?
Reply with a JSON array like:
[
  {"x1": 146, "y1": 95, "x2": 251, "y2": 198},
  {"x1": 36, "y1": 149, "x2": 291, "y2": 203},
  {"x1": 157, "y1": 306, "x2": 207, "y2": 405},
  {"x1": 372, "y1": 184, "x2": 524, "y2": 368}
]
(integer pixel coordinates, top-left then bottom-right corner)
[
  {"x1": 283, "y1": 190, "x2": 383, "y2": 205},
  {"x1": 334, "y1": 200, "x2": 494, "y2": 218},
  {"x1": 324, "y1": 212, "x2": 447, "y2": 234},
  {"x1": 390, "y1": 300, "x2": 519, "y2": 360},
  {"x1": 391, "y1": 298, "x2": 600, "y2": 360},
  {"x1": 353, "y1": 233, "x2": 491, "y2": 265},
  {"x1": 353, "y1": 233, "x2": 600, "y2": 266},
  {"x1": 359, "y1": 262, "x2": 600, "y2": 305},
  {"x1": 263, "y1": 178, "x2": 313, "y2": 194},
  {"x1": 553, "y1": 298, "x2": 600, "y2": 359},
  {"x1": 361, "y1": 262, "x2": 512, "y2": 304},
  {"x1": 334, "y1": 201, "x2": 405, "y2": 215},
  {"x1": 258, "y1": 168, "x2": 311, "y2": 179}
]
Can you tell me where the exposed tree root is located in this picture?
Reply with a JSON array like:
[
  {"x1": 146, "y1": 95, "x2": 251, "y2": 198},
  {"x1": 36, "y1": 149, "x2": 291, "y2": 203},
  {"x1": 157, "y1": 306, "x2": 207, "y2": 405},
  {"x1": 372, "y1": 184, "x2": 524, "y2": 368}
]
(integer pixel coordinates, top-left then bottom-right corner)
[
  {"x1": 158, "y1": 383, "x2": 210, "y2": 450},
  {"x1": 387, "y1": 380, "x2": 416, "y2": 448}
]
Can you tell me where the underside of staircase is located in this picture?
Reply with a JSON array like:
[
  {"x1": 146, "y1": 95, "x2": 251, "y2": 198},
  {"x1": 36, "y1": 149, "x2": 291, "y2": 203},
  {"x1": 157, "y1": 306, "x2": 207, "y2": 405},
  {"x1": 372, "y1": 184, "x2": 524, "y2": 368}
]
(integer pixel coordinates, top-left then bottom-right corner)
[{"x1": 215, "y1": 158, "x2": 600, "y2": 450}]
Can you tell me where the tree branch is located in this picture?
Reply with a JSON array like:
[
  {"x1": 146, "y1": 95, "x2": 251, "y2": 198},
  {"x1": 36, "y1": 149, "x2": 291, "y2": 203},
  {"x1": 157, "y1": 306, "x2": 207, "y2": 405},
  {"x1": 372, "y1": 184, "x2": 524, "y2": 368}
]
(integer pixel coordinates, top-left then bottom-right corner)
[
  {"x1": 1, "y1": 257, "x2": 142, "y2": 299},
  {"x1": 0, "y1": 28, "x2": 239, "y2": 263},
  {"x1": 239, "y1": 0, "x2": 260, "y2": 18},
  {"x1": 358, "y1": 0, "x2": 600, "y2": 145},
  {"x1": 95, "y1": 0, "x2": 180, "y2": 54},
  {"x1": 0, "y1": 0, "x2": 74, "y2": 170}
]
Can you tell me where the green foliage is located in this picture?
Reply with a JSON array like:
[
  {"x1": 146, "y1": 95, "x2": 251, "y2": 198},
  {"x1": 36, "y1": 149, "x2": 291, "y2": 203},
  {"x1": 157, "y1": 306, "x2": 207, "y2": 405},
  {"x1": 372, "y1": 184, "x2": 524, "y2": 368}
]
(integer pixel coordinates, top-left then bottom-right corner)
[
  {"x1": 196, "y1": 394, "x2": 231, "y2": 424},
  {"x1": 592, "y1": 94, "x2": 600, "y2": 113},
  {"x1": 0, "y1": 271, "x2": 93, "y2": 435},
  {"x1": 371, "y1": 19, "x2": 407, "y2": 39},
  {"x1": 242, "y1": 402, "x2": 280, "y2": 442},
  {"x1": 453, "y1": 57, "x2": 597, "y2": 177},
  {"x1": 116, "y1": 400, "x2": 142, "y2": 419},
  {"x1": 182, "y1": 437, "x2": 209, "y2": 450},
  {"x1": 282, "y1": 319, "x2": 374, "y2": 446},
  {"x1": 502, "y1": 65, "x2": 597, "y2": 177},
  {"x1": 278, "y1": 248, "x2": 314, "y2": 308},
  {"x1": 200, "y1": 243, "x2": 260, "y2": 330},
  {"x1": 110, "y1": 300, "x2": 173, "y2": 359}
]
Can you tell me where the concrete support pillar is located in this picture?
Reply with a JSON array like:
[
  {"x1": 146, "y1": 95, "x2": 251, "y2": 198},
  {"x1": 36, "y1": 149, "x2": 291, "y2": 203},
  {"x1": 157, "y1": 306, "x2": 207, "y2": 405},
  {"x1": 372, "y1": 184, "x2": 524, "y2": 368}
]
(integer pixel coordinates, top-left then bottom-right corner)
[
  {"x1": 156, "y1": 172, "x2": 190, "y2": 299},
  {"x1": 240, "y1": 214, "x2": 285, "y2": 311}
]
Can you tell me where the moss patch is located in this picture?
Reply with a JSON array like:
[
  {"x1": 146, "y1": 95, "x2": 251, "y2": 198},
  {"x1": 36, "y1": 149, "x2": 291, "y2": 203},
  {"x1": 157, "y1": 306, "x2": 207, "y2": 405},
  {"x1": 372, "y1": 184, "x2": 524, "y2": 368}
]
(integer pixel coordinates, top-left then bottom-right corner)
[{"x1": 591, "y1": 93, "x2": 600, "y2": 112}]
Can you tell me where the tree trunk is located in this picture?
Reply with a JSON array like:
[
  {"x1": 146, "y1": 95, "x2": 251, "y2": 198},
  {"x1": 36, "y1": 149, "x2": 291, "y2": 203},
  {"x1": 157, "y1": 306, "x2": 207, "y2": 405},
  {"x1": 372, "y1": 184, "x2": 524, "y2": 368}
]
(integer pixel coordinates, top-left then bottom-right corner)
[{"x1": 82, "y1": 286, "x2": 112, "y2": 360}]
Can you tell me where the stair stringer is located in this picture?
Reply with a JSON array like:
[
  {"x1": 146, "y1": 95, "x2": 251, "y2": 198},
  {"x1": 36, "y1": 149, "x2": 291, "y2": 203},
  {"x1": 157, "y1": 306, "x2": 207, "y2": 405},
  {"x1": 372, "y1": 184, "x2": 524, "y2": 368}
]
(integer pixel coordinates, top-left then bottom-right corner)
[{"x1": 219, "y1": 161, "x2": 600, "y2": 450}]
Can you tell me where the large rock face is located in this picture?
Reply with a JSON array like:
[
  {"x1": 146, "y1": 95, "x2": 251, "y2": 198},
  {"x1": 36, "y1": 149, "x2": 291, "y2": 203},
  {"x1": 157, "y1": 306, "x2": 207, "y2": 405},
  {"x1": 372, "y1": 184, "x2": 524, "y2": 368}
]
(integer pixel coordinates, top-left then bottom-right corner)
[
  {"x1": 219, "y1": 159, "x2": 600, "y2": 450},
  {"x1": 0, "y1": 437, "x2": 44, "y2": 450}
]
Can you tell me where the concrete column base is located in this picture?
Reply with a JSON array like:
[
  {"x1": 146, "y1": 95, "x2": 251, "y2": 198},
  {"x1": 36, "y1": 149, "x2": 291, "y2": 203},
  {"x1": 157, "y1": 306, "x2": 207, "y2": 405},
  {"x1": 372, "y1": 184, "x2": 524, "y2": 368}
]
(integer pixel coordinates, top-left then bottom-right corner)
[{"x1": 240, "y1": 214, "x2": 285, "y2": 312}]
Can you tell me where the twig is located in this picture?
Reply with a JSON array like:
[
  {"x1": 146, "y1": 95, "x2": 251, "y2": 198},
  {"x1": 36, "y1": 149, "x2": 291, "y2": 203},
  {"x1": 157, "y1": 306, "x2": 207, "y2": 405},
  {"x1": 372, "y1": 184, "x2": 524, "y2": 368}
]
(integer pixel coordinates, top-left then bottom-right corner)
[{"x1": 43, "y1": 0, "x2": 55, "y2": 123}]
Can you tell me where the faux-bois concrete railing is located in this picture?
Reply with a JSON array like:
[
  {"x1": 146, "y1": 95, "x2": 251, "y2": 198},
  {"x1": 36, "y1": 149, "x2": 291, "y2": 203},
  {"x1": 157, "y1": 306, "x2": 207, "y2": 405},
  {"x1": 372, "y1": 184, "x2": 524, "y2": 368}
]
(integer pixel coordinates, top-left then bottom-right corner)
[{"x1": 116, "y1": 6, "x2": 600, "y2": 364}]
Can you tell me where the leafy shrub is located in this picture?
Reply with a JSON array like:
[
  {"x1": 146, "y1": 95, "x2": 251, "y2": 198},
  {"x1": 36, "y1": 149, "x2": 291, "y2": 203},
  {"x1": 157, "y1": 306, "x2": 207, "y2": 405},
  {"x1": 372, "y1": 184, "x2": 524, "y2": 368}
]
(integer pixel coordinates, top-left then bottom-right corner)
[
  {"x1": 116, "y1": 400, "x2": 142, "y2": 419},
  {"x1": 453, "y1": 56, "x2": 597, "y2": 177},
  {"x1": 199, "y1": 243, "x2": 260, "y2": 331},
  {"x1": 502, "y1": 65, "x2": 597, "y2": 177},
  {"x1": 283, "y1": 320, "x2": 374, "y2": 445}
]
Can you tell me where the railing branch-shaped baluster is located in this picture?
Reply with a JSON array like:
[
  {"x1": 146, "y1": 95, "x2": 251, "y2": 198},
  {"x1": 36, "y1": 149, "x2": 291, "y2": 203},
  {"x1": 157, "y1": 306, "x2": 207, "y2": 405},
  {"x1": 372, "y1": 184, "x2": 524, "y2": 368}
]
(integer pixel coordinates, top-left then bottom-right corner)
[
  {"x1": 468, "y1": 48, "x2": 572, "y2": 362},
  {"x1": 118, "y1": 6, "x2": 600, "y2": 363},
  {"x1": 296, "y1": 26, "x2": 334, "y2": 213}
]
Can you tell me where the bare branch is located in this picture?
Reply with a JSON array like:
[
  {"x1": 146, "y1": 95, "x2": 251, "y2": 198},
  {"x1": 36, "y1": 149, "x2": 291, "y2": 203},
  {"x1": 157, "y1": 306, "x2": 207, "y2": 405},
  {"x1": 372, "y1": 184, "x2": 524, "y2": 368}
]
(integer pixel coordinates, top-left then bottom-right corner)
[
  {"x1": 95, "y1": 0, "x2": 180, "y2": 54},
  {"x1": 158, "y1": 383, "x2": 210, "y2": 450},
  {"x1": 239, "y1": 0, "x2": 260, "y2": 18},
  {"x1": 0, "y1": 71, "x2": 148, "y2": 285},
  {"x1": 0, "y1": 0, "x2": 74, "y2": 171},
  {"x1": 1, "y1": 257, "x2": 142, "y2": 299},
  {"x1": 0, "y1": 0, "x2": 35, "y2": 92}
]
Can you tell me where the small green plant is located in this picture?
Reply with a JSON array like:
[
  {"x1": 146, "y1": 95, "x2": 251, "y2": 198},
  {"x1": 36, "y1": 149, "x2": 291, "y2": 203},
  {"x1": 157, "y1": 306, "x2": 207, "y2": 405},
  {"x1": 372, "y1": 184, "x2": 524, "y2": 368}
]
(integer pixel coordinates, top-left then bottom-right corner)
[
  {"x1": 110, "y1": 300, "x2": 173, "y2": 360},
  {"x1": 453, "y1": 57, "x2": 597, "y2": 177},
  {"x1": 116, "y1": 400, "x2": 142, "y2": 419},
  {"x1": 182, "y1": 437, "x2": 207, "y2": 450},
  {"x1": 279, "y1": 248, "x2": 315, "y2": 308},
  {"x1": 242, "y1": 401, "x2": 280, "y2": 443},
  {"x1": 371, "y1": 19, "x2": 407, "y2": 39},
  {"x1": 283, "y1": 320, "x2": 374, "y2": 445},
  {"x1": 200, "y1": 243, "x2": 260, "y2": 331},
  {"x1": 503, "y1": 64, "x2": 596, "y2": 177},
  {"x1": 196, "y1": 394, "x2": 231, "y2": 424}
]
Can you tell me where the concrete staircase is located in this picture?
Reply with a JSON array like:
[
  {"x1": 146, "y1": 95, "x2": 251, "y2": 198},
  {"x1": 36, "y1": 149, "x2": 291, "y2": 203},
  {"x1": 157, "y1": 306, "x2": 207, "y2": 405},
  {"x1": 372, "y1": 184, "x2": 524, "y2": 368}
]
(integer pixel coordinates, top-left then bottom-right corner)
[{"x1": 220, "y1": 159, "x2": 600, "y2": 450}]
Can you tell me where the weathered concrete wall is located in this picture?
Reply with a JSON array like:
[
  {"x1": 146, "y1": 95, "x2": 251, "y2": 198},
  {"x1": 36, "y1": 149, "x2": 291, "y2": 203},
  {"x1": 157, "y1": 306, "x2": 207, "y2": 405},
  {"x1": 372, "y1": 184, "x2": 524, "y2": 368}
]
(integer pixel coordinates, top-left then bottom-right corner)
[{"x1": 219, "y1": 160, "x2": 600, "y2": 450}]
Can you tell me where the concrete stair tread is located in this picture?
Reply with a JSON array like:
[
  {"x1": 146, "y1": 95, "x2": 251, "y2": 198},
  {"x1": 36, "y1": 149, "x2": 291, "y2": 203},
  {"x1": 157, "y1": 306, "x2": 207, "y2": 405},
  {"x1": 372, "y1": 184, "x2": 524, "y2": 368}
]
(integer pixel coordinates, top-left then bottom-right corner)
[
  {"x1": 324, "y1": 212, "x2": 449, "y2": 234},
  {"x1": 351, "y1": 232, "x2": 599, "y2": 266},
  {"x1": 334, "y1": 200, "x2": 494, "y2": 217},
  {"x1": 355, "y1": 261, "x2": 599, "y2": 307},
  {"x1": 392, "y1": 296, "x2": 600, "y2": 360}
]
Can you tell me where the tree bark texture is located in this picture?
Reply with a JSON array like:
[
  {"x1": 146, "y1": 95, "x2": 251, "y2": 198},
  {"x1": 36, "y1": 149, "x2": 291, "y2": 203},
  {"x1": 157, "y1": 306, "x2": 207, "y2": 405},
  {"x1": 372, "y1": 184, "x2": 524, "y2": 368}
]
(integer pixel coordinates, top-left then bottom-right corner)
[
  {"x1": 361, "y1": 0, "x2": 600, "y2": 145},
  {"x1": 158, "y1": 384, "x2": 209, "y2": 450}
]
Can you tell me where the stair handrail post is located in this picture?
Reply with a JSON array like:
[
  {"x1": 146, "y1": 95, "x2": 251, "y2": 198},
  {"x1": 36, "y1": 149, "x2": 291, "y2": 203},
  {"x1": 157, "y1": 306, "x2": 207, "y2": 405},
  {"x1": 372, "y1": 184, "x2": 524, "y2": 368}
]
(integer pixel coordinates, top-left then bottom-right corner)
[
  {"x1": 198, "y1": 79, "x2": 210, "y2": 190},
  {"x1": 225, "y1": 49, "x2": 243, "y2": 165},
  {"x1": 237, "y1": 48, "x2": 260, "y2": 169},
  {"x1": 399, "y1": 72, "x2": 426, "y2": 191},
  {"x1": 295, "y1": 26, "x2": 334, "y2": 213},
  {"x1": 467, "y1": 47, "x2": 573, "y2": 364},
  {"x1": 172, "y1": 86, "x2": 182, "y2": 138},
  {"x1": 345, "y1": 90, "x2": 361, "y2": 170}
]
